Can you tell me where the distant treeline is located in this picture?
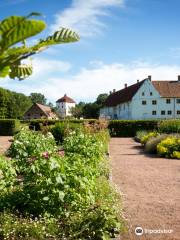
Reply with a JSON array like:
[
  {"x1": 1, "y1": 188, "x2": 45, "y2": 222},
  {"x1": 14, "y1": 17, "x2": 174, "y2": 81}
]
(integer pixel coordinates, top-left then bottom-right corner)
[{"x1": 0, "y1": 87, "x2": 32, "y2": 119}]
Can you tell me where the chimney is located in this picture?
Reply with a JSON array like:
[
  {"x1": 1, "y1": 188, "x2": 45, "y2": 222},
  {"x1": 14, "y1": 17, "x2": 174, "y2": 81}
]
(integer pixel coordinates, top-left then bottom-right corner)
[
  {"x1": 148, "y1": 75, "x2": 151, "y2": 81},
  {"x1": 178, "y1": 75, "x2": 180, "y2": 81},
  {"x1": 137, "y1": 79, "x2": 139, "y2": 83},
  {"x1": 124, "y1": 83, "x2": 127, "y2": 88},
  {"x1": 113, "y1": 89, "x2": 116, "y2": 93}
]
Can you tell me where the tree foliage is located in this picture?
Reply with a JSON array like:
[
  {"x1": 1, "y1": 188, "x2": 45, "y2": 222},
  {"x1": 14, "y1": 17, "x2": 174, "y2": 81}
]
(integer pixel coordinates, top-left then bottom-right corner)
[
  {"x1": 0, "y1": 13, "x2": 79, "y2": 80},
  {"x1": 0, "y1": 87, "x2": 32, "y2": 119},
  {"x1": 71, "y1": 94, "x2": 108, "y2": 119},
  {"x1": 29, "y1": 92, "x2": 47, "y2": 105}
]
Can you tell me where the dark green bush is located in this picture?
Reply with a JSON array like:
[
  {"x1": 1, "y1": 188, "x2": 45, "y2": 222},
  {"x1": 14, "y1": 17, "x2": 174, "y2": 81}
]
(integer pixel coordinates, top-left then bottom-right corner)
[
  {"x1": 50, "y1": 121, "x2": 82, "y2": 143},
  {"x1": 0, "y1": 119, "x2": 20, "y2": 136},
  {"x1": 108, "y1": 120, "x2": 158, "y2": 137}
]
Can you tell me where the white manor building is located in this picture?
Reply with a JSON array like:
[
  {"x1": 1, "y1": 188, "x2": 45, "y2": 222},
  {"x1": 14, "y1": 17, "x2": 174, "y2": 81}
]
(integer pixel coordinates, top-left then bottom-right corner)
[
  {"x1": 56, "y1": 94, "x2": 76, "y2": 118},
  {"x1": 100, "y1": 76, "x2": 180, "y2": 120}
]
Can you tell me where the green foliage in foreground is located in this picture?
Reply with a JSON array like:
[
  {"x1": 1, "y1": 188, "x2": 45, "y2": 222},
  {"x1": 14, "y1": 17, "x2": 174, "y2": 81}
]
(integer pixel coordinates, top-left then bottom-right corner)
[
  {"x1": 0, "y1": 13, "x2": 79, "y2": 80},
  {"x1": 0, "y1": 129, "x2": 125, "y2": 239}
]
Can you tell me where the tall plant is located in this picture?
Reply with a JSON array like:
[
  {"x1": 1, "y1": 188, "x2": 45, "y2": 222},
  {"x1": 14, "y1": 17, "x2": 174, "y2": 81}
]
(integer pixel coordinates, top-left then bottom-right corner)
[{"x1": 0, "y1": 12, "x2": 79, "y2": 80}]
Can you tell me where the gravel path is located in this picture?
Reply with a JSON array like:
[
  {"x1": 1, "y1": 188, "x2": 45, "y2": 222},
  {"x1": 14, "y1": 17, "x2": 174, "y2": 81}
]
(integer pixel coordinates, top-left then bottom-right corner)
[
  {"x1": 0, "y1": 136, "x2": 13, "y2": 154},
  {"x1": 110, "y1": 138, "x2": 180, "y2": 240}
]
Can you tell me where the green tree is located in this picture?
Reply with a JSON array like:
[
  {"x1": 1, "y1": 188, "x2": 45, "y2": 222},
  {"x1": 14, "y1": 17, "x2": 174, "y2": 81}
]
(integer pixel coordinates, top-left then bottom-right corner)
[
  {"x1": 70, "y1": 102, "x2": 85, "y2": 118},
  {"x1": 96, "y1": 93, "x2": 108, "y2": 106},
  {"x1": 0, "y1": 87, "x2": 32, "y2": 119},
  {"x1": 29, "y1": 93, "x2": 46, "y2": 105},
  {"x1": 0, "y1": 13, "x2": 79, "y2": 80},
  {"x1": 0, "y1": 88, "x2": 9, "y2": 118},
  {"x1": 83, "y1": 103, "x2": 99, "y2": 119}
]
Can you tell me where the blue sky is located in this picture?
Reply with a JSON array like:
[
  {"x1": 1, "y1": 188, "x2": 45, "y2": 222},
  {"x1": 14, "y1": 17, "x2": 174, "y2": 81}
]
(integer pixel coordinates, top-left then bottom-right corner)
[{"x1": 1, "y1": 0, "x2": 180, "y2": 103}]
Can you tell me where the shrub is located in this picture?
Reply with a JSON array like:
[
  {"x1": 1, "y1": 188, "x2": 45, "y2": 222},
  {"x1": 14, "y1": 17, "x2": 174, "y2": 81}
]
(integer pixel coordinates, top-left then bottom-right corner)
[
  {"x1": 7, "y1": 129, "x2": 57, "y2": 172},
  {"x1": 135, "y1": 130, "x2": 148, "y2": 142},
  {"x1": 158, "y1": 119, "x2": 180, "y2": 133},
  {"x1": 108, "y1": 120, "x2": 158, "y2": 137},
  {"x1": 145, "y1": 134, "x2": 168, "y2": 154},
  {"x1": 141, "y1": 131, "x2": 159, "y2": 145},
  {"x1": 1, "y1": 129, "x2": 124, "y2": 239},
  {"x1": 0, "y1": 119, "x2": 20, "y2": 136},
  {"x1": 50, "y1": 121, "x2": 81, "y2": 143},
  {"x1": 157, "y1": 136, "x2": 180, "y2": 159}
]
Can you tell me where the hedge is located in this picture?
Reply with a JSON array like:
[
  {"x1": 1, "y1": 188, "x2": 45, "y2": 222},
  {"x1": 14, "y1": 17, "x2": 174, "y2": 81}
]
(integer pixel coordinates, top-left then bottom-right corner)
[
  {"x1": 108, "y1": 120, "x2": 159, "y2": 137},
  {"x1": 0, "y1": 119, "x2": 20, "y2": 136},
  {"x1": 22, "y1": 119, "x2": 96, "y2": 131},
  {"x1": 22, "y1": 119, "x2": 159, "y2": 137}
]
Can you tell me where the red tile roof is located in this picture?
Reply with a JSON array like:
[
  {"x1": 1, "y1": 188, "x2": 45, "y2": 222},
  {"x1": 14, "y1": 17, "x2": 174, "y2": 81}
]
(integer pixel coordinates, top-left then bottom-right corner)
[
  {"x1": 104, "y1": 79, "x2": 180, "y2": 107},
  {"x1": 36, "y1": 103, "x2": 57, "y2": 118},
  {"x1": 105, "y1": 80, "x2": 145, "y2": 107},
  {"x1": 56, "y1": 94, "x2": 75, "y2": 103},
  {"x1": 152, "y1": 81, "x2": 180, "y2": 97}
]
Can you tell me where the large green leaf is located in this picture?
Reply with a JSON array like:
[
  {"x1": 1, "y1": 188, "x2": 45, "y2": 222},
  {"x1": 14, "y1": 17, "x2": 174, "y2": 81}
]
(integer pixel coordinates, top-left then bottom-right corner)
[
  {"x1": 33, "y1": 28, "x2": 80, "y2": 52},
  {"x1": 9, "y1": 63, "x2": 33, "y2": 80},
  {"x1": 0, "y1": 15, "x2": 46, "y2": 49},
  {"x1": 0, "y1": 66, "x2": 10, "y2": 77}
]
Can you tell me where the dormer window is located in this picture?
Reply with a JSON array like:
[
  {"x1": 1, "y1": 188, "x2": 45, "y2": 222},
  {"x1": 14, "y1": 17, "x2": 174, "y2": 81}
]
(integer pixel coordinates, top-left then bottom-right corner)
[
  {"x1": 150, "y1": 92, "x2": 153, "y2": 96},
  {"x1": 142, "y1": 92, "x2": 145, "y2": 96}
]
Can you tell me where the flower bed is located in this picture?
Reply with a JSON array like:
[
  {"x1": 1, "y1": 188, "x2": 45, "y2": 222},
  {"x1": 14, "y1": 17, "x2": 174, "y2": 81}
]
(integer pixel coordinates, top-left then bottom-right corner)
[
  {"x1": 0, "y1": 127, "x2": 125, "y2": 239},
  {"x1": 136, "y1": 128, "x2": 180, "y2": 159}
]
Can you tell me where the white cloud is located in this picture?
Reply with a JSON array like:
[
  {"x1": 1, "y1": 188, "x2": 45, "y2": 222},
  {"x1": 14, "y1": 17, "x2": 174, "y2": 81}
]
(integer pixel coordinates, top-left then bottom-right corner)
[
  {"x1": 32, "y1": 58, "x2": 71, "y2": 77},
  {"x1": 50, "y1": 0, "x2": 124, "y2": 37},
  {"x1": 27, "y1": 60, "x2": 180, "y2": 103},
  {"x1": 1, "y1": 59, "x2": 180, "y2": 104}
]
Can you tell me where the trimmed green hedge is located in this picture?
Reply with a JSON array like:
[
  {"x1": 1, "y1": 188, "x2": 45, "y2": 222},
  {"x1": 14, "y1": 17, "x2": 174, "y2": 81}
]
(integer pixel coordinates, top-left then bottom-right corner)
[
  {"x1": 22, "y1": 119, "x2": 160, "y2": 137},
  {"x1": 108, "y1": 120, "x2": 159, "y2": 137},
  {"x1": 0, "y1": 119, "x2": 20, "y2": 136},
  {"x1": 22, "y1": 119, "x2": 96, "y2": 131}
]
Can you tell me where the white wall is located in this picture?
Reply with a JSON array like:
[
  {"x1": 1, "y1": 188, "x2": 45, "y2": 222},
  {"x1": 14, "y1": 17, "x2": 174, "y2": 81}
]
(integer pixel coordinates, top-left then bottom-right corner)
[
  {"x1": 100, "y1": 101, "x2": 132, "y2": 119},
  {"x1": 100, "y1": 79, "x2": 180, "y2": 120},
  {"x1": 56, "y1": 102, "x2": 76, "y2": 117},
  {"x1": 132, "y1": 79, "x2": 180, "y2": 119}
]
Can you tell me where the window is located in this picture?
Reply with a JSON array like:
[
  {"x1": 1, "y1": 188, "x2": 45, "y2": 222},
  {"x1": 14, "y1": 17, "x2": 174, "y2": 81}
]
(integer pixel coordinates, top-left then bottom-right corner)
[
  {"x1": 177, "y1": 99, "x2": 180, "y2": 104},
  {"x1": 152, "y1": 111, "x2": 156, "y2": 115},
  {"x1": 142, "y1": 92, "x2": 145, "y2": 96},
  {"x1": 161, "y1": 110, "x2": 165, "y2": 115},
  {"x1": 142, "y1": 100, "x2": 146, "y2": 105},
  {"x1": 166, "y1": 99, "x2": 171, "y2": 104},
  {"x1": 177, "y1": 111, "x2": 180, "y2": 115},
  {"x1": 152, "y1": 100, "x2": 157, "y2": 105},
  {"x1": 150, "y1": 92, "x2": 153, "y2": 96},
  {"x1": 167, "y1": 110, "x2": 172, "y2": 115}
]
